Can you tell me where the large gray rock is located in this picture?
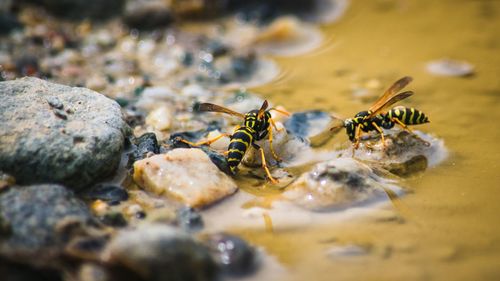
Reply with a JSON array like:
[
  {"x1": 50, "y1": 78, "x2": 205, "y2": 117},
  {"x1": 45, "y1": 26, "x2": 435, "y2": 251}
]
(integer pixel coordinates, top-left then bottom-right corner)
[
  {"x1": 0, "y1": 77, "x2": 129, "y2": 190},
  {"x1": 0, "y1": 184, "x2": 97, "y2": 267}
]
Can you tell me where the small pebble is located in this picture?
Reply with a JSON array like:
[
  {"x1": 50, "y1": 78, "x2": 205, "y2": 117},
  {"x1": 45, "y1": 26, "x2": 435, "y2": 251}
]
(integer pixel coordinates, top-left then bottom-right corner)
[
  {"x1": 145, "y1": 105, "x2": 173, "y2": 131},
  {"x1": 426, "y1": 59, "x2": 475, "y2": 77},
  {"x1": 326, "y1": 244, "x2": 369, "y2": 258}
]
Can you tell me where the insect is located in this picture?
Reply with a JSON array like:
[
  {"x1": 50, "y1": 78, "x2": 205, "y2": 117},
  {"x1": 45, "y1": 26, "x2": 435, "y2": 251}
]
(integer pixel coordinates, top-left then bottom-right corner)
[
  {"x1": 330, "y1": 76, "x2": 430, "y2": 150},
  {"x1": 181, "y1": 100, "x2": 288, "y2": 184}
]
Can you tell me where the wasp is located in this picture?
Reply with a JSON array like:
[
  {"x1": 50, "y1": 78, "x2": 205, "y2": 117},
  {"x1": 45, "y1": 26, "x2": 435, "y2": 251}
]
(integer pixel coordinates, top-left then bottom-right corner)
[
  {"x1": 330, "y1": 76, "x2": 430, "y2": 150},
  {"x1": 181, "y1": 100, "x2": 288, "y2": 184}
]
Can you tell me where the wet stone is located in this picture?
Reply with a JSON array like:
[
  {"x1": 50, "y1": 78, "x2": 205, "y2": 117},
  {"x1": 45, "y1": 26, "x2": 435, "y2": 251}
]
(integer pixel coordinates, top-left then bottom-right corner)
[
  {"x1": 0, "y1": 171, "x2": 15, "y2": 190},
  {"x1": 123, "y1": 0, "x2": 174, "y2": 30},
  {"x1": 283, "y1": 157, "x2": 399, "y2": 211},
  {"x1": 203, "y1": 233, "x2": 257, "y2": 276},
  {"x1": 352, "y1": 130, "x2": 448, "y2": 175},
  {"x1": 133, "y1": 148, "x2": 237, "y2": 208},
  {"x1": 385, "y1": 155, "x2": 428, "y2": 177},
  {"x1": 0, "y1": 12, "x2": 22, "y2": 35},
  {"x1": 99, "y1": 213, "x2": 128, "y2": 228},
  {"x1": 176, "y1": 207, "x2": 204, "y2": 232},
  {"x1": 0, "y1": 260, "x2": 62, "y2": 281},
  {"x1": 129, "y1": 132, "x2": 160, "y2": 164},
  {"x1": 105, "y1": 224, "x2": 217, "y2": 281},
  {"x1": 83, "y1": 184, "x2": 129, "y2": 203},
  {"x1": 326, "y1": 244, "x2": 369, "y2": 258},
  {"x1": 24, "y1": 0, "x2": 125, "y2": 20},
  {"x1": 284, "y1": 110, "x2": 334, "y2": 145},
  {"x1": 426, "y1": 59, "x2": 475, "y2": 77},
  {"x1": 0, "y1": 184, "x2": 97, "y2": 267},
  {"x1": 0, "y1": 77, "x2": 129, "y2": 190}
]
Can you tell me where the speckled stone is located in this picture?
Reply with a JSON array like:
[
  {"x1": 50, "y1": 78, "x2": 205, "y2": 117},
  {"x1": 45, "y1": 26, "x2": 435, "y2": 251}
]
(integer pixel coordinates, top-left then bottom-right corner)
[{"x1": 0, "y1": 77, "x2": 130, "y2": 190}]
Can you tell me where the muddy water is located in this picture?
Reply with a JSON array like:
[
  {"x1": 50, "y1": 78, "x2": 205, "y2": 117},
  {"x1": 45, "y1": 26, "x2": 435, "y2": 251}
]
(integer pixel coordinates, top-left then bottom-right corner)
[{"x1": 235, "y1": 1, "x2": 500, "y2": 280}]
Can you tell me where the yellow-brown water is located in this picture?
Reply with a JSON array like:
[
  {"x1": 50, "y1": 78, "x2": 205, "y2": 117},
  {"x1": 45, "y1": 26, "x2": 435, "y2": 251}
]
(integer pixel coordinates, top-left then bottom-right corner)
[{"x1": 236, "y1": 0, "x2": 500, "y2": 280}]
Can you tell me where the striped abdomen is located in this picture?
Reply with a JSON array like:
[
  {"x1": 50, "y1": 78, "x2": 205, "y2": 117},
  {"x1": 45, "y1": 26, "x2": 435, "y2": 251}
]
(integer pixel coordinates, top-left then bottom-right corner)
[
  {"x1": 385, "y1": 107, "x2": 429, "y2": 126},
  {"x1": 227, "y1": 127, "x2": 256, "y2": 174}
]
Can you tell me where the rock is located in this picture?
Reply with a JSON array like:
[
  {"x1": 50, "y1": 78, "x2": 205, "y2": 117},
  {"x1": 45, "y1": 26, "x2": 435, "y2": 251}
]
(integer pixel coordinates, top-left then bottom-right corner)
[
  {"x1": 129, "y1": 133, "x2": 160, "y2": 164},
  {"x1": 426, "y1": 59, "x2": 475, "y2": 77},
  {"x1": 252, "y1": 16, "x2": 323, "y2": 56},
  {"x1": 123, "y1": 0, "x2": 174, "y2": 30},
  {"x1": 283, "y1": 157, "x2": 400, "y2": 211},
  {"x1": 202, "y1": 233, "x2": 257, "y2": 276},
  {"x1": 104, "y1": 224, "x2": 217, "y2": 281},
  {"x1": 23, "y1": 0, "x2": 125, "y2": 20},
  {"x1": 284, "y1": 110, "x2": 334, "y2": 145},
  {"x1": 0, "y1": 184, "x2": 98, "y2": 267},
  {"x1": 350, "y1": 130, "x2": 448, "y2": 176},
  {"x1": 0, "y1": 77, "x2": 129, "y2": 190},
  {"x1": 326, "y1": 244, "x2": 369, "y2": 258},
  {"x1": 82, "y1": 184, "x2": 129, "y2": 204},
  {"x1": 0, "y1": 171, "x2": 15, "y2": 190},
  {"x1": 133, "y1": 148, "x2": 237, "y2": 208},
  {"x1": 76, "y1": 263, "x2": 111, "y2": 281},
  {"x1": 0, "y1": 260, "x2": 62, "y2": 281},
  {"x1": 176, "y1": 207, "x2": 204, "y2": 232},
  {"x1": 0, "y1": 12, "x2": 22, "y2": 35},
  {"x1": 145, "y1": 105, "x2": 174, "y2": 131},
  {"x1": 99, "y1": 212, "x2": 127, "y2": 228}
]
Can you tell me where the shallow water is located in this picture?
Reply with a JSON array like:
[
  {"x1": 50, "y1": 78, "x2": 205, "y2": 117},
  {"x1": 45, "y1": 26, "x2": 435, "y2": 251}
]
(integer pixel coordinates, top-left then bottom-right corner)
[{"x1": 227, "y1": 0, "x2": 500, "y2": 280}]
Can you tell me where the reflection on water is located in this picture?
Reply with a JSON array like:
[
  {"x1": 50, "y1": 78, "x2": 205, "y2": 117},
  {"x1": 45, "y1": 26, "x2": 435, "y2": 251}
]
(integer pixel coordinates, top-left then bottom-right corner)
[{"x1": 222, "y1": 0, "x2": 500, "y2": 280}]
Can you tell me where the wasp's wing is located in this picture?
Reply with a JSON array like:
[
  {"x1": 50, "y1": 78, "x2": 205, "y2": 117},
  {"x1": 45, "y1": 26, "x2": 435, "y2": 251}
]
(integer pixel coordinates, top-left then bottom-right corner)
[
  {"x1": 194, "y1": 102, "x2": 245, "y2": 119},
  {"x1": 257, "y1": 100, "x2": 269, "y2": 119},
  {"x1": 328, "y1": 114, "x2": 345, "y2": 131},
  {"x1": 368, "y1": 76, "x2": 413, "y2": 117},
  {"x1": 310, "y1": 115, "x2": 344, "y2": 147}
]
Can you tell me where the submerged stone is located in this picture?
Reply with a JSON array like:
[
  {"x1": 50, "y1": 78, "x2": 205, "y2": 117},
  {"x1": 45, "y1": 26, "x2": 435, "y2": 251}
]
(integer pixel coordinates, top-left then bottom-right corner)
[
  {"x1": 283, "y1": 157, "x2": 399, "y2": 211},
  {"x1": 426, "y1": 59, "x2": 474, "y2": 77},
  {"x1": 133, "y1": 148, "x2": 237, "y2": 208},
  {"x1": 176, "y1": 207, "x2": 204, "y2": 232},
  {"x1": 284, "y1": 110, "x2": 334, "y2": 145},
  {"x1": 351, "y1": 130, "x2": 448, "y2": 176},
  {"x1": 0, "y1": 77, "x2": 129, "y2": 190}
]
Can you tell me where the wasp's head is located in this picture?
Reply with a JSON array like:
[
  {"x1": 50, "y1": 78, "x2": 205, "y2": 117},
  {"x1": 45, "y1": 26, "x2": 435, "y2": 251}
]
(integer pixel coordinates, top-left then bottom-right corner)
[{"x1": 344, "y1": 119, "x2": 357, "y2": 142}]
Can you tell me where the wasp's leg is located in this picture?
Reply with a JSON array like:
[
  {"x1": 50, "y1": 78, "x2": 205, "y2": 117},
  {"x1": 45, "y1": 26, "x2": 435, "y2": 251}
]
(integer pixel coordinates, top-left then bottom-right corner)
[
  {"x1": 371, "y1": 122, "x2": 386, "y2": 148},
  {"x1": 269, "y1": 107, "x2": 291, "y2": 118},
  {"x1": 391, "y1": 118, "x2": 430, "y2": 146},
  {"x1": 253, "y1": 143, "x2": 279, "y2": 184},
  {"x1": 262, "y1": 212, "x2": 274, "y2": 233},
  {"x1": 352, "y1": 125, "x2": 363, "y2": 157},
  {"x1": 180, "y1": 133, "x2": 231, "y2": 147},
  {"x1": 353, "y1": 125, "x2": 363, "y2": 149},
  {"x1": 269, "y1": 116, "x2": 285, "y2": 133},
  {"x1": 267, "y1": 120, "x2": 282, "y2": 162}
]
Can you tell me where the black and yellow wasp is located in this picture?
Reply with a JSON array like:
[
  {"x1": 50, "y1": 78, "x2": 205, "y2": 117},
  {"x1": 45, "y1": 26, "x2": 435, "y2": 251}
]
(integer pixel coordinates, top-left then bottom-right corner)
[
  {"x1": 330, "y1": 76, "x2": 429, "y2": 150},
  {"x1": 182, "y1": 100, "x2": 288, "y2": 184}
]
